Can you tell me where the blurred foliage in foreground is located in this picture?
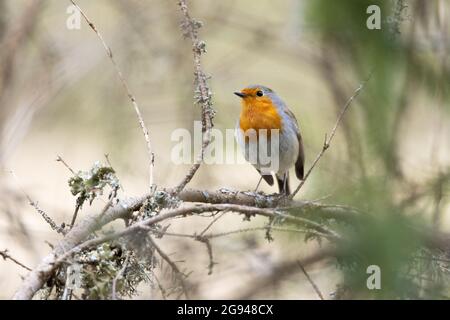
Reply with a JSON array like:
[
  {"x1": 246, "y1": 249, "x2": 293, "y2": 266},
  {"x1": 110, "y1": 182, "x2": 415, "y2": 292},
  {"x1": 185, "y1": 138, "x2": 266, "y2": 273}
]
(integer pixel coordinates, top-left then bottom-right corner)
[{"x1": 296, "y1": 0, "x2": 450, "y2": 298}]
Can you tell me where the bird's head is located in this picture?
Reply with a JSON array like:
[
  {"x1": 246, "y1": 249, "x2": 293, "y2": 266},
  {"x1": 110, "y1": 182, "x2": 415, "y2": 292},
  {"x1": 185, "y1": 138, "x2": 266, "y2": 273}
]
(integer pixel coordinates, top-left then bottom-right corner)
[{"x1": 234, "y1": 85, "x2": 276, "y2": 109}]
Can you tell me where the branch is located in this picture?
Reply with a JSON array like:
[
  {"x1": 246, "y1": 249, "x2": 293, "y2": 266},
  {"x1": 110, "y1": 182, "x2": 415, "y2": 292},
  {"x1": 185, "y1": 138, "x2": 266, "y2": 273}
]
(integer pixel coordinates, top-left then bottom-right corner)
[
  {"x1": 111, "y1": 253, "x2": 130, "y2": 300},
  {"x1": 56, "y1": 203, "x2": 339, "y2": 265},
  {"x1": 56, "y1": 155, "x2": 75, "y2": 175},
  {"x1": 12, "y1": 193, "x2": 340, "y2": 299},
  {"x1": 153, "y1": 226, "x2": 328, "y2": 241},
  {"x1": 0, "y1": 249, "x2": 32, "y2": 272},
  {"x1": 12, "y1": 195, "x2": 145, "y2": 300},
  {"x1": 176, "y1": 188, "x2": 358, "y2": 221},
  {"x1": 194, "y1": 235, "x2": 215, "y2": 275},
  {"x1": 298, "y1": 260, "x2": 325, "y2": 300},
  {"x1": 147, "y1": 235, "x2": 190, "y2": 298},
  {"x1": 174, "y1": 0, "x2": 215, "y2": 194},
  {"x1": 15, "y1": 180, "x2": 450, "y2": 300},
  {"x1": 69, "y1": 0, "x2": 155, "y2": 188},
  {"x1": 232, "y1": 247, "x2": 336, "y2": 299},
  {"x1": 290, "y1": 73, "x2": 373, "y2": 199},
  {"x1": 9, "y1": 170, "x2": 65, "y2": 235}
]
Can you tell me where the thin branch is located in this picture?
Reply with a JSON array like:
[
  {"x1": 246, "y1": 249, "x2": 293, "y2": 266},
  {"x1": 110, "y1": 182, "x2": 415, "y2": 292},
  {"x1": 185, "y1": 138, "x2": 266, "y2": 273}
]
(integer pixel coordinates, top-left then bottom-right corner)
[
  {"x1": 195, "y1": 235, "x2": 215, "y2": 275},
  {"x1": 70, "y1": 202, "x2": 82, "y2": 229},
  {"x1": 199, "y1": 211, "x2": 226, "y2": 236},
  {"x1": 150, "y1": 270, "x2": 167, "y2": 300},
  {"x1": 0, "y1": 249, "x2": 32, "y2": 271},
  {"x1": 111, "y1": 253, "x2": 130, "y2": 300},
  {"x1": 9, "y1": 170, "x2": 65, "y2": 235},
  {"x1": 79, "y1": 203, "x2": 340, "y2": 249},
  {"x1": 150, "y1": 225, "x2": 328, "y2": 240},
  {"x1": 13, "y1": 195, "x2": 146, "y2": 300},
  {"x1": 290, "y1": 73, "x2": 373, "y2": 199},
  {"x1": 61, "y1": 271, "x2": 73, "y2": 300},
  {"x1": 147, "y1": 235, "x2": 190, "y2": 299},
  {"x1": 174, "y1": 0, "x2": 215, "y2": 194},
  {"x1": 297, "y1": 260, "x2": 325, "y2": 300},
  {"x1": 56, "y1": 155, "x2": 75, "y2": 174},
  {"x1": 233, "y1": 247, "x2": 335, "y2": 299},
  {"x1": 69, "y1": 0, "x2": 155, "y2": 189}
]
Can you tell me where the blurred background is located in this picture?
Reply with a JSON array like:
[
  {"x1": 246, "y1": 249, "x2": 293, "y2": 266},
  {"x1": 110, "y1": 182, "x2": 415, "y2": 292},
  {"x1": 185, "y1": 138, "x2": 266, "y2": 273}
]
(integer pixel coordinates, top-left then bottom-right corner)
[{"x1": 0, "y1": 0, "x2": 449, "y2": 299}]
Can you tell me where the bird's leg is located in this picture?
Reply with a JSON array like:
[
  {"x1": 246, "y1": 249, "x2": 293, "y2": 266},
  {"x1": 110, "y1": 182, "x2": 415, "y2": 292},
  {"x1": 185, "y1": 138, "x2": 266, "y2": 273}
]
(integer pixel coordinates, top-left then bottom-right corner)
[{"x1": 254, "y1": 176, "x2": 263, "y2": 192}]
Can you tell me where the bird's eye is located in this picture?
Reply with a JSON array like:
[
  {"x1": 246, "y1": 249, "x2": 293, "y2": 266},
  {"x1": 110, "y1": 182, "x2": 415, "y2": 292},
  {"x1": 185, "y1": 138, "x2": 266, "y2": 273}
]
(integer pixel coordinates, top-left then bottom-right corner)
[{"x1": 256, "y1": 90, "x2": 263, "y2": 97}]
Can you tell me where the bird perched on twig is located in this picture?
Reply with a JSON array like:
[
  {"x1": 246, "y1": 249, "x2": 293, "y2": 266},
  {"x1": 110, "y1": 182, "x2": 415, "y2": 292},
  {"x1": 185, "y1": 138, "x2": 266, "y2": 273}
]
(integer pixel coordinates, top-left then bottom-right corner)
[{"x1": 235, "y1": 85, "x2": 304, "y2": 195}]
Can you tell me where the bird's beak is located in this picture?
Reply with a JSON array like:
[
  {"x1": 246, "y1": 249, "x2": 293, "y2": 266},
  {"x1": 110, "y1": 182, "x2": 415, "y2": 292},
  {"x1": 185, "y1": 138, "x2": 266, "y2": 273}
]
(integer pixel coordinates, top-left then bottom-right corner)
[{"x1": 234, "y1": 92, "x2": 246, "y2": 98}]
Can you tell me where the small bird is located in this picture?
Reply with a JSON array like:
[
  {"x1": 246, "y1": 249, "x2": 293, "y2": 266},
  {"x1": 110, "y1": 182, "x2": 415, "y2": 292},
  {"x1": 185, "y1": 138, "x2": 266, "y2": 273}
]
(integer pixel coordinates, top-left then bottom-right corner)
[{"x1": 235, "y1": 85, "x2": 304, "y2": 195}]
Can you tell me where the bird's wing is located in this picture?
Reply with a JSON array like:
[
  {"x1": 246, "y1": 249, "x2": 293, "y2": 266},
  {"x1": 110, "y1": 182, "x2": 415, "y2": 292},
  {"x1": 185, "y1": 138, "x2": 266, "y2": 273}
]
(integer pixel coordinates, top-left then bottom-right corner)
[{"x1": 285, "y1": 109, "x2": 305, "y2": 180}]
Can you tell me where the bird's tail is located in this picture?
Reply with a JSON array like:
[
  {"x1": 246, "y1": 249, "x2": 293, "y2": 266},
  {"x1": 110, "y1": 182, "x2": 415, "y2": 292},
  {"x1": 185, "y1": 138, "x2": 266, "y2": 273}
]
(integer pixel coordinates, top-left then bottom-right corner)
[{"x1": 276, "y1": 172, "x2": 291, "y2": 195}]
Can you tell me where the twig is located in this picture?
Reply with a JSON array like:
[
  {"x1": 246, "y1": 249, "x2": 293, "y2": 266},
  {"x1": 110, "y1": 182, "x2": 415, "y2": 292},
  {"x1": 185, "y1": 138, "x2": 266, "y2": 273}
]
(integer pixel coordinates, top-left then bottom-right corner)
[
  {"x1": 69, "y1": 0, "x2": 155, "y2": 189},
  {"x1": 104, "y1": 153, "x2": 113, "y2": 168},
  {"x1": 61, "y1": 277, "x2": 73, "y2": 300},
  {"x1": 0, "y1": 249, "x2": 32, "y2": 271},
  {"x1": 234, "y1": 247, "x2": 335, "y2": 299},
  {"x1": 290, "y1": 73, "x2": 373, "y2": 199},
  {"x1": 150, "y1": 225, "x2": 329, "y2": 240},
  {"x1": 147, "y1": 235, "x2": 190, "y2": 299},
  {"x1": 265, "y1": 216, "x2": 276, "y2": 241},
  {"x1": 9, "y1": 170, "x2": 65, "y2": 234},
  {"x1": 195, "y1": 235, "x2": 215, "y2": 275},
  {"x1": 70, "y1": 202, "x2": 82, "y2": 229},
  {"x1": 207, "y1": 226, "x2": 329, "y2": 239},
  {"x1": 56, "y1": 155, "x2": 75, "y2": 174},
  {"x1": 199, "y1": 211, "x2": 226, "y2": 236},
  {"x1": 152, "y1": 226, "x2": 328, "y2": 240},
  {"x1": 297, "y1": 260, "x2": 325, "y2": 300},
  {"x1": 112, "y1": 254, "x2": 130, "y2": 300},
  {"x1": 150, "y1": 270, "x2": 167, "y2": 300},
  {"x1": 174, "y1": 0, "x2": 214, "y2": 194}
]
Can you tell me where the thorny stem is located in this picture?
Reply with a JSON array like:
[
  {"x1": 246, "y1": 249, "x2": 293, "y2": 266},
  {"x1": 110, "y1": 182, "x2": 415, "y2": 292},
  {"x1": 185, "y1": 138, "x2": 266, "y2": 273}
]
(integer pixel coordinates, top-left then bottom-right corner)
[
  {"x1": 173, "y1": 0, "x2": 215, "y2": 195},
  {"x1": 0, "y1": 249, "x2": 32, "y2": 271},
  {"x1": 9, "y1": 170, "x2": 65, "y2": 235},
  {"x1": 69, "y1": 0, "x2": 155, "y2": 189},
  {"x1": 298, "y1": 260, "x2": 325, "y2": 300},
  {"x1": 290, "y1": 72, "x2": 373, "y2": 199},
  {"x1": 111, "y1": 253, "x2": 130, "y2": 300},
  {"x1": 147, "y1": 235, "x2": 190, "y2": 299}
]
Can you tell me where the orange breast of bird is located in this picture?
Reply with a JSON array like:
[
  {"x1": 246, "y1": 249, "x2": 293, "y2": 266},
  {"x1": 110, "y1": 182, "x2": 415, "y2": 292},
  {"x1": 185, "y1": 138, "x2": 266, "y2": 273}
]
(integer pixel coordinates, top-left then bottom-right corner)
[{"x1": 239, "y1": 96, "x2": 282, "y2": 139}]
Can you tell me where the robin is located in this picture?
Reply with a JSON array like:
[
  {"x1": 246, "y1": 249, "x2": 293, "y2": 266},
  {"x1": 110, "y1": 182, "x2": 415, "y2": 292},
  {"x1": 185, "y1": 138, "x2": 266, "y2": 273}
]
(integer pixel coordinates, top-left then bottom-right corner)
[{"x1": 234, "y1": 85, "x2": 304, "y2": 195}]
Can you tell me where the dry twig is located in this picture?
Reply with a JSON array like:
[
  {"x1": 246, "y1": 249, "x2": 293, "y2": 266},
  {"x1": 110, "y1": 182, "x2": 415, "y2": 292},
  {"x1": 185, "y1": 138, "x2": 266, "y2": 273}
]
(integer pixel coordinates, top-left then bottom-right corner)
[
  {"x1": 290, "y1": 73, "x2": 373, "y2": 199},
  {"x1": 174, "y1": 0, "x2": 215, "y2": 194},
  {"x1": 69, "y1": 0, "x2": 155, "y2": 188},
  {"x1": 147, "y1": 235, "x2": 190, "y2": 299},
  {"x1": 56, "y1": 155, "x2": 75, "y2": 175},
  {"x1": 111, "y1": 254, "x2": 130, "y2": 300},
  {"x1": 9, "y1": 170, "x2": 65, "y2": 235},
  {"x1": 0, "y1": 249, "x2": 32, "y2": 271},
  {"x1": 234, "y1": 247, "x2": 335, "y2": 299},
  {"x1": 298, "y1": 260, "x2": 325, "y2": 300}
]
